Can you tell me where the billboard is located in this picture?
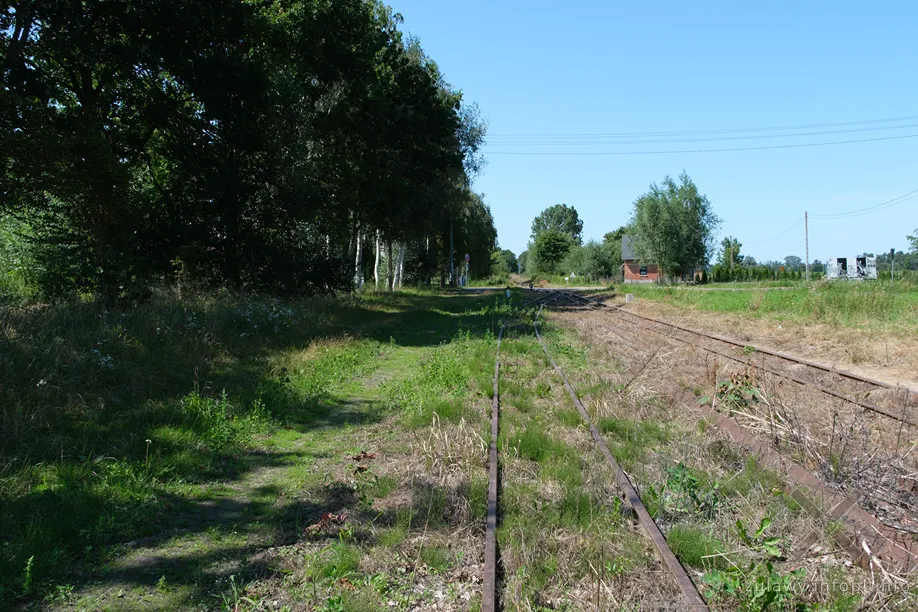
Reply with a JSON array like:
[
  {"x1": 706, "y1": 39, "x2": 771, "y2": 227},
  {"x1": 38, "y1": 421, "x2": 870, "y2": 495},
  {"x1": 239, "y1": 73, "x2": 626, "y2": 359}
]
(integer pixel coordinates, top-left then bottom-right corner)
[{"x1": 826, "y1": 256, "x2": 877, "y2": 280}]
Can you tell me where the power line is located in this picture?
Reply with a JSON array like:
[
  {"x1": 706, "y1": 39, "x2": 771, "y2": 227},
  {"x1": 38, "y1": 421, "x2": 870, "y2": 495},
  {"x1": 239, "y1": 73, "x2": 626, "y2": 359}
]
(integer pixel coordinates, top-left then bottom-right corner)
[
  {"x1": 745, "y1": 217, "x2": 805, "y2": 245},
  {"x1": 486, "y1": 122, "x2": 918, "y2": 146},
  {"x1": 489, "y1": 114, "x2": 918, "y2": 139},
  {"x1": 483, "y1": 133, "x2": 918, "y2": 155},
  {"x1": 808, "y1": 188, "x2": 918, "y2": 219}
]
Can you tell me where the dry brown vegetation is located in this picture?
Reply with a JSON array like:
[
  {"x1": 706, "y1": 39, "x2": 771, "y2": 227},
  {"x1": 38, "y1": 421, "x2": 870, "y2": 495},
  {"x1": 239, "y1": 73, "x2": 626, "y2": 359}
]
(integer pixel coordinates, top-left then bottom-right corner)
[
  {"x1": 617, "y1": 299, "x2": 918, "y2": 391},
  {"x1": 549, "y1": 303, "x2": 918, "y2": 609}
]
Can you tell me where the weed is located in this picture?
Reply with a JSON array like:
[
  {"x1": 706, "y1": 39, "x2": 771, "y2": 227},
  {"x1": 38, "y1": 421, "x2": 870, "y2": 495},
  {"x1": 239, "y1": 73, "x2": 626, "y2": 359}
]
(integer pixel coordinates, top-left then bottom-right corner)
[
  {"x1": 510, "y1": 395, "x2": 536, "y2": 413},
  {"x1": 515, "y1": 423, "x2": 572, "y2": 463},
  {"x1": 664, "y1": 462, "x2": 721, "y2": 519},
  {"x1": 556, "y1": 408, "x2": 582, "y2": 427},
  {"x1": 218, "y1": 574, "x2": 262, "y2": 611},
  {"x1": 701, "y1": 516, "x2": 803, "y2": 610},
  {"x1": 21, "y1": 554, "x2": 34, "y2": 596},
  {"x1": 597, "y1": 417, "x2": 669, "y2": 468},
  {"x1": 737, "y1": 517, "x2": 784, "y2": 558},
  {"x1": 312, "y1": 542, "x2": 362, "y2": 581},
  {"x1": 710, "y1": 371, "x2": 760, "y2": 413},
  {"x1": 719, "y1": 456, "x2": 784, "y2": 499},
  {"x1": 703, "y1": 560, "x2": 806, "y2": 611}
]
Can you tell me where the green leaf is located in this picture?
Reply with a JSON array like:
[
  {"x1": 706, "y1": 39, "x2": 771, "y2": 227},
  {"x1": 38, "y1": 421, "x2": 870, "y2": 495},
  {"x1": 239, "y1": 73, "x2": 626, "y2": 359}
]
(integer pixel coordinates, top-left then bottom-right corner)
[{"x1": 736, "y1": 519, "x2": 751, "y2": 545}]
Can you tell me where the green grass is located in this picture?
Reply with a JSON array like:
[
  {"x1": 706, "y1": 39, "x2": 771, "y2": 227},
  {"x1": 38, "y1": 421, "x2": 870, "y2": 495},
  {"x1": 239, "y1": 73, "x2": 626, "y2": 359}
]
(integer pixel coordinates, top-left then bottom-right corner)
[
  {"x1": 624, "y1": 281, "x2": 918, "y2": 330},
  {"x1": 419, "y1": 544, "x2": 453, "y2": 572},
  {"x1": 666, "y1": 524, "x2": 726, "y2": 569},
  {"x1": 0, "y1": 289, "x2": 515, "y2": 605},
  {"x1": 512, "y1": 422, "x2": 577, "y2": 464},
  {"x1": 597, "y1": 417, "x2": 670, "y2": 469},
  {"x1": 556, "y1": 408, "x2": 582, "y2": 427}
]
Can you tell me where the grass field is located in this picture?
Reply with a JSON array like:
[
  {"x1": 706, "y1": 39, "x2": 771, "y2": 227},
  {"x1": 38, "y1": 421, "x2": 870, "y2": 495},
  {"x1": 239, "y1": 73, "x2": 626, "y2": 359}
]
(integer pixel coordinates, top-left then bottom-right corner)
[
  {"x1": 618, "y1": 281, "x2": 918, "y2": 330},
  {"x1": 1, "y1": 288, "x2": 906, "y2": 610}
]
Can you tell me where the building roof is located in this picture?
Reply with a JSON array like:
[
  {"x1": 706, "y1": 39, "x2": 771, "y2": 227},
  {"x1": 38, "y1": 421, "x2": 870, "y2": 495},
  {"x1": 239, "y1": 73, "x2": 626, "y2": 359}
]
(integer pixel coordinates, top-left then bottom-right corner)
[{"x1": 622, "y1": 235, "x2": 637, "y2": 260}]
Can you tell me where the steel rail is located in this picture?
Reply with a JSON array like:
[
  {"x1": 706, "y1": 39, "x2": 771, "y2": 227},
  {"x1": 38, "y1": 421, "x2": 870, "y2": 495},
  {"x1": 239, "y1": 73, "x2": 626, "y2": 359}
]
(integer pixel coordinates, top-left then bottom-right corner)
[
  {"x1": 609, "y1": 308, "x2": 917, "y2": 427},
  {"x1": 557, "y1": 291, "x2": 918, "y2": 570},
  {"x1": 568, "y1": 290, "x2": 906, "y2": 392},
  {"x1": 533, "y1": 307, "x2": 709, "y2": 610},
  {"x1": 559, "y1": 291, "x2": 915, "y2": 425},
  {"x1": 482, "y1": 320, "x2": 505, "y2": 612},
  {"x1": 522, "y1": 291, "x2": 564, "y2": 308}
]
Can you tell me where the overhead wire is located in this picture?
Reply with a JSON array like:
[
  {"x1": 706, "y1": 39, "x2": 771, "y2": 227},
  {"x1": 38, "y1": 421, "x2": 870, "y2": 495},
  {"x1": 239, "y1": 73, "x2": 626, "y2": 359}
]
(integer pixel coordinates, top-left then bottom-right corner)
[
  {"x1": 483, "y1": 133, "x2": 918, "y2": 155},
  {"x1": 740, "y1": 188, "x2": 918, "y2": 245},
  {"x1": 486, "y1": 122, "x2": 918, "y2": 146},
  {"x1": 808, "y1": 188, "x2": 918, "y2": 219},
  {"x1": 745, "y1": 217, "x2": 805, "y2": 245},
  {"x1": 488, "y1": 114, "x2": 918, "y2": 139}
]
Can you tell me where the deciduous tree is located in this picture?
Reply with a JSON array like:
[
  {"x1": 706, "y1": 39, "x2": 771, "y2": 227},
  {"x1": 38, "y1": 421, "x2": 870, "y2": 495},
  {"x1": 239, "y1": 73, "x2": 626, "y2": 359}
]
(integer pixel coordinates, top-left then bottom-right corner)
[{"x1": 531, "y1": 204, "x2": 583, "y2": 244}]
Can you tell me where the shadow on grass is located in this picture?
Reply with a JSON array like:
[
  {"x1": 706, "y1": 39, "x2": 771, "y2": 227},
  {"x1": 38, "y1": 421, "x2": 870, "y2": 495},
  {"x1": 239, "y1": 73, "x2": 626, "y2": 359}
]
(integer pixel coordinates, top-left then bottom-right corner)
[{"x1": 0, "y1": 290, "x2": 507, "y2": 604}]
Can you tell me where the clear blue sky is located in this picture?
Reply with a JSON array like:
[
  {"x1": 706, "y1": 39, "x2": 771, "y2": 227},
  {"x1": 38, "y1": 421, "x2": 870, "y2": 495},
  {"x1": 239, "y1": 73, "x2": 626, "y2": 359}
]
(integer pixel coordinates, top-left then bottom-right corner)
[{"x1": 392, "y1": 0, "x2": 918, "y2": 264}]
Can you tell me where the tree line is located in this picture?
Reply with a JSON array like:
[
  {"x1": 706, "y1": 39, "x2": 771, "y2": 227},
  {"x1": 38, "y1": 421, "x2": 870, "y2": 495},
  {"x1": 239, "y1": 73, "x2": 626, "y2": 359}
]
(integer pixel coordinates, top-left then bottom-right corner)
[
  {"x1": 511, "y1": 173, "x2": 718, "y2": 283},
  {"x1": 506, "y1": 175, "x2": 917, "y2": 286},
  {"x1": 507, "y1": 204, "x2": 624, "y2": 282},
  {"x1": 1, "y1": 1, "x2": 495, "y2": 301},
  {"x1": 710, "y1": 232, "x2": 918, "y2": 283}
]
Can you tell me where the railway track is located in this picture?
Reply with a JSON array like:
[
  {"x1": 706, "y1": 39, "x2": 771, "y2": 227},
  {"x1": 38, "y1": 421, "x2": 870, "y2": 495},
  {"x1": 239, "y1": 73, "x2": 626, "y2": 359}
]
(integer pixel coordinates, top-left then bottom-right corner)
[
  {"x1": 481, "y1": 296, "x2": 709, "y2": 610},
  {"x1": 482, "y1": 320, "x2": 503, "y2": 612},
  {"x1": 552, "y1": 290, "x2": 916, "y2": 427},
  {"x1": 532, "y1": 288, "x2": 918, "y2": 572}
]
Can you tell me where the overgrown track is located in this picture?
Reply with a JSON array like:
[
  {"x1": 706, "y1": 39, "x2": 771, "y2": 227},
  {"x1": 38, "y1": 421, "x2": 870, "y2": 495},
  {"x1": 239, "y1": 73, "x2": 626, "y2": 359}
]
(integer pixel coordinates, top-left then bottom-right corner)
[
  {"x1": 540, "y1": 289, "x2": 918, "y2": 572},
  {"x1": 555, "y1": 290, "x2": 917, "y2": 428},
  {"x1": 482, "y1": 322, "x2": 504, "y2": 612},
  {"x1": 532, "y1": 305, "x2": 710, "y2": 610}
]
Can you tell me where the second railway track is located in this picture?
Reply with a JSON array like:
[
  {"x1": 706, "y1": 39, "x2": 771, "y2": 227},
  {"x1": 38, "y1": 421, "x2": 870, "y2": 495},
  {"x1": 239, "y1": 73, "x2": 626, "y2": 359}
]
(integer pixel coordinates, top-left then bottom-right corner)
[
  {"x1": 533, "y1": 288, "x2": 918, "y2": 572},
  {"x1": 555, "y1": 290, "x2": 916, "y2": 427}
]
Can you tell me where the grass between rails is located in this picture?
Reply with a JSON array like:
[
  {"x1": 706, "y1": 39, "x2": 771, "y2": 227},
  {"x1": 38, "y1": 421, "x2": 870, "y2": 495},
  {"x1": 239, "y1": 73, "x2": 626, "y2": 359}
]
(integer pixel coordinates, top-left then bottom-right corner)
[
  {"x1": 495, "y1": 320, "x2": 678, "y2": 610},
  {"x1": 620, "y1": 281, "x2": 918, "y2": 331},
  {"x1": 0, "y1": 289, "x2": 513, "y2": 609}
]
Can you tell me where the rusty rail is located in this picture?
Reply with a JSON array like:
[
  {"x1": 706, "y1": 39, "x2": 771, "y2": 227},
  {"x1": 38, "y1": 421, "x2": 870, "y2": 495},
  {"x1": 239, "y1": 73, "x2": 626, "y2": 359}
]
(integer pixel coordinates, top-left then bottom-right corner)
[
  {"x1": 610, "y1": 307, "x2": 917, "y2": 427},
  {"x1": 482, "y1": 321, "x2": 505, "y2": 612},
  {"x1": 557, "y1": 291, "x2": 916, "y2": 426},
  {"x1": 567, "y1": 290, "x2": 907, "y2": 392},
  {"x1": 533, "y1": 306, "x2": 709, "y2": 610}
]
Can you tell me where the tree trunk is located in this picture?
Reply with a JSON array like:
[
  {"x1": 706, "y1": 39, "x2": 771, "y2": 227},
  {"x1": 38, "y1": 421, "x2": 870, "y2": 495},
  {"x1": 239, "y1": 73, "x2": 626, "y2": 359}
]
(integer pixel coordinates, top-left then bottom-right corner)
[
  {"x1": 374, "y1": 230, "x2": 381, "y2": 289},
  {"x1": 397, "y1": 243, "x2": 406, "y2": 288},
  {"x1": 449, "y1": 218, "x2": 455, "y2": 286},
  {"x1": 354, "y1": 227, "x2": 363, "y2": 289},
  {"x1": 387, "y1": 241, "x2": 394, "y2": 291}
]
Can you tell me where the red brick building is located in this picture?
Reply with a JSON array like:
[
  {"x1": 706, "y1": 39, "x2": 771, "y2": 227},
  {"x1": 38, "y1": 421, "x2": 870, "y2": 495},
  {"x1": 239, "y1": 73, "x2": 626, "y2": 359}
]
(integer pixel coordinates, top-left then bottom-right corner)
[{"x1": 621, "y1": 235, "x2": 661, "y2": 283}]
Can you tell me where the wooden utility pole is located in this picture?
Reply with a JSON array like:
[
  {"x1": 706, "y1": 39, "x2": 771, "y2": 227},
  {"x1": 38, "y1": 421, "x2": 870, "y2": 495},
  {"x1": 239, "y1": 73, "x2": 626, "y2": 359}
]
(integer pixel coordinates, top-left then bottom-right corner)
[
  {"x1": 891, "y1": 247, "x2": 895, "y2": 282},
  {"x1": 805, "y1": 212, "x2": 810, "y2": 281},
  {"x1": 729, "y1": 242, "x2": 733, "y2": 280}
]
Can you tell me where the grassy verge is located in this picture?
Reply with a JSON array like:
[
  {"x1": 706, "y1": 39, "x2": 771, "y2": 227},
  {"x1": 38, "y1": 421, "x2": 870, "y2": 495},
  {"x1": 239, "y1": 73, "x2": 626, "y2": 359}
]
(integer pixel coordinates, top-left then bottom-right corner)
[
  {"x1": 621, "y1": 281, "x2": 918, "y2": 330},
  {"x1": 0, "y1": 289, "x2": 511, "y2": 609}
]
